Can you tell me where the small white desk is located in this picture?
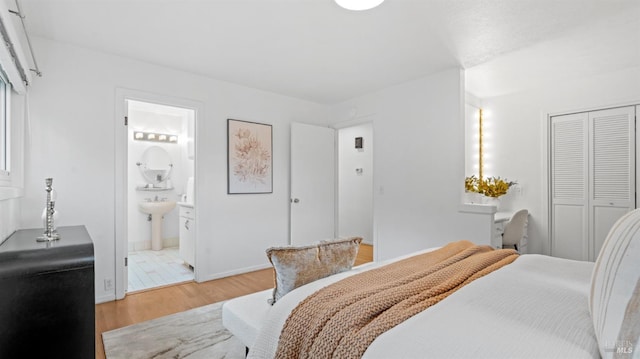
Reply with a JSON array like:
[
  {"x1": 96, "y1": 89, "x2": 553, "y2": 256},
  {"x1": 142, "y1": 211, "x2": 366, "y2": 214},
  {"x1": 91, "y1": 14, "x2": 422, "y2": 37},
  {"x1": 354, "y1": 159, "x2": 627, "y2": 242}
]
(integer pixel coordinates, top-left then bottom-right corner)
[{"x1": 459, "y1": 204, "x2": 528, "y2": 251}]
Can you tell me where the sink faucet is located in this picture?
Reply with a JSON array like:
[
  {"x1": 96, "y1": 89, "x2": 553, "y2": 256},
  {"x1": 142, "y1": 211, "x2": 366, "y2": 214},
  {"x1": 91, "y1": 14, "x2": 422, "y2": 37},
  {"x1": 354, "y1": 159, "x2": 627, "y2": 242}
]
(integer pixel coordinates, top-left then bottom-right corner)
[{"x1": 154, "y1": 195, "x2": 159, "y2": 201}]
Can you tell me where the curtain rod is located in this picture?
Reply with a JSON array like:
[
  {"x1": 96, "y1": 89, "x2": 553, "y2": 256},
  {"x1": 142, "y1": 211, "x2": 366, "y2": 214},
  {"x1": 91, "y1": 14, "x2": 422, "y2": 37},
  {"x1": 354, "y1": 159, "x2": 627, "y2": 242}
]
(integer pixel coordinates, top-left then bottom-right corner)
[{"x1": 9, "y1": 0, "x2": 42, "y2": 78}]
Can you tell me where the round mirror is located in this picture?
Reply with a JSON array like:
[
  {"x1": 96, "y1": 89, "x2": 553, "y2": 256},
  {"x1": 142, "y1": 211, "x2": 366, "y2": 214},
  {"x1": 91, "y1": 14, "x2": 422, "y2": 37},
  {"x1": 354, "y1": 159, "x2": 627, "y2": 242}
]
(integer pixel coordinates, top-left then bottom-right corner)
[{"x1": 137, "y1": 146, "x2": 173, "y2": 185}]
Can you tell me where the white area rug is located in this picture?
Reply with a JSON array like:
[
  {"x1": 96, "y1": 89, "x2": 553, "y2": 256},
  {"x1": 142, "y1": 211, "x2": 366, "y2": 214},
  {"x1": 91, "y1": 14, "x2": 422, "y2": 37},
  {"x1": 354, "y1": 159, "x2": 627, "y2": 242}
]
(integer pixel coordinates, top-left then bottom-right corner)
[{"x1": 102, "y1": 301, "x2": 245, "y2": 359}]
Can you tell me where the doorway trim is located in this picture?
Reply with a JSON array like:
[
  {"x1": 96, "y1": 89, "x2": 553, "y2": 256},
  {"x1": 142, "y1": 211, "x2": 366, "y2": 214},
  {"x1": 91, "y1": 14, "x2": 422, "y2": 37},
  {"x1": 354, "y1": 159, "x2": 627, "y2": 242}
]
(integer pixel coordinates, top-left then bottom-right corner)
[{"x1": 114, "y1": 88, "x2": 203, "y2": 300}]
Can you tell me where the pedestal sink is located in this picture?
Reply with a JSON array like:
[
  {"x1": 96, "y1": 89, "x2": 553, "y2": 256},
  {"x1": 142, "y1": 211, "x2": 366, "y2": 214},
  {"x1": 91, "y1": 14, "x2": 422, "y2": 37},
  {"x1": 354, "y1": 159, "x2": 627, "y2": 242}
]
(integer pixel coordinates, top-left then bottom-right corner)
[{"x1": 138, "y1": 200, "x2": 176, "y2": 251}]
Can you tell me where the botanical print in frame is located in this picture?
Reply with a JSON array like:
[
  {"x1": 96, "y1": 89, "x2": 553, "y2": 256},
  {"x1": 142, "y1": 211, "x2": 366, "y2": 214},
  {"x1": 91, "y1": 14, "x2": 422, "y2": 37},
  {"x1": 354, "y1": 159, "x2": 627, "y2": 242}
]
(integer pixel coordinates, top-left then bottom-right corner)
[{"x1": 227, "y1": 119, "x2": 273, "y2": 194}]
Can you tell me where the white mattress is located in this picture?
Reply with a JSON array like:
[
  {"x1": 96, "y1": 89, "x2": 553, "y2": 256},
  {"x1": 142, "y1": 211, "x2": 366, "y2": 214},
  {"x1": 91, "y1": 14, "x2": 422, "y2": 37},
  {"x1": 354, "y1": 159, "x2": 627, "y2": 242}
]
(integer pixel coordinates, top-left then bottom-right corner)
[{"x1": 242, "y1": 253, "x2": 599, "y2": 359}]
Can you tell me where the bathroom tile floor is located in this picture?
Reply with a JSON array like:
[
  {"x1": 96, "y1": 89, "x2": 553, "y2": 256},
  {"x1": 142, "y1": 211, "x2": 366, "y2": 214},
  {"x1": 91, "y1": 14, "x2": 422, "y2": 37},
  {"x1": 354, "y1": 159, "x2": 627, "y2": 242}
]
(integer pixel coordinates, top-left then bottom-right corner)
[{"x1": 128, "y1": 247, "x2": 194, "y2": 293}]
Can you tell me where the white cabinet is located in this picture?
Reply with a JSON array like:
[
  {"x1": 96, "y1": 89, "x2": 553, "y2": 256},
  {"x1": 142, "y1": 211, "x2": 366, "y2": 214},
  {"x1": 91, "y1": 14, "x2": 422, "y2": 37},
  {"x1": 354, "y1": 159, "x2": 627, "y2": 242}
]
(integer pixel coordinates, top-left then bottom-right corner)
[
  {"x1": 179, "y1": 205, "x2": 195, "y2": 267},
  {"x1": 550, "y1": 106, "x2": 635, "y2": 261}
]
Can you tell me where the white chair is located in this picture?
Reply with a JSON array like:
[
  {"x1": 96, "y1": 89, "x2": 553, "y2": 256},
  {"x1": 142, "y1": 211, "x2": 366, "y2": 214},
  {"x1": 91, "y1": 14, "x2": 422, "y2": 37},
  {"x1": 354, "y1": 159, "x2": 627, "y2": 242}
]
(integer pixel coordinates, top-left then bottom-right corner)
[{"x1": 502, "y1": 209, "x2": 529, "y2": 251}]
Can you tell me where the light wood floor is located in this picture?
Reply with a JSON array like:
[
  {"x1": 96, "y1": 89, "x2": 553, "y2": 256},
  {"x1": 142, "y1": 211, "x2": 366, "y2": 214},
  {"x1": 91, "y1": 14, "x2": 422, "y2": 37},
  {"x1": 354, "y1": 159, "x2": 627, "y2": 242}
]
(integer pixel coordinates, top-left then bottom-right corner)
[{"x1": 95, "y1": 243, "x2": 373, "y2": 359}]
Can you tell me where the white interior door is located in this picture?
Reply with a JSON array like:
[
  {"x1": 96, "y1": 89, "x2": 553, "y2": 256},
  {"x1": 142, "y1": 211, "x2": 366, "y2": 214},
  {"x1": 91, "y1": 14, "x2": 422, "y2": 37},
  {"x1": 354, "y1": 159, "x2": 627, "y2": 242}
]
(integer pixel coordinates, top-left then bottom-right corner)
[
  {"x1": 123, "y1": 100, "x2": 129, "y2": 294},
  {"x1": 290, "y1": 122, "x2": 336, "y2": 245},
  {"x1": 551, "y1": 112, "x2": 589, "y2": 260},
  {"x1": 588, "y1": 106, "x2": 635, "y2": 260},
  {"x1": 550, "y1": 106, "x2": 636, "y2": 261}
]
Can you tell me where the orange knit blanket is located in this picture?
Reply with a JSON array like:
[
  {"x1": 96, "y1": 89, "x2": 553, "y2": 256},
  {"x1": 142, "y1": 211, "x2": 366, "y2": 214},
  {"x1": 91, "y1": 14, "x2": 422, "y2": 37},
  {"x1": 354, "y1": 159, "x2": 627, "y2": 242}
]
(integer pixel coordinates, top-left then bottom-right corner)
[{"x1": 274, "y1": 240, "x2": 519, "y2": 359}]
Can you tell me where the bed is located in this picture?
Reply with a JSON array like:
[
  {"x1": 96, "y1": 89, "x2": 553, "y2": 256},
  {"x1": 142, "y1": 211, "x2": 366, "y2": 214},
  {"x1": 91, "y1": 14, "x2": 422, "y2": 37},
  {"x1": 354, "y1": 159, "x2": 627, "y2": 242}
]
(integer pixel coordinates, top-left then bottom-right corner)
[{"x1": 223, "y1": 209, "x2": 640, "y2": 359}]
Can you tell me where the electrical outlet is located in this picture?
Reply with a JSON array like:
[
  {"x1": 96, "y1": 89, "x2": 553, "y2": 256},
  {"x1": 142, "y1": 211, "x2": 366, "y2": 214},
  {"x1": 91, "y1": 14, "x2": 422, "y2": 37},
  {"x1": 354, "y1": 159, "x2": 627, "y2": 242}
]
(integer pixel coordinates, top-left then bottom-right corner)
[{"x1": 104, "y1": 279, "x2": 113, "y2": 291}]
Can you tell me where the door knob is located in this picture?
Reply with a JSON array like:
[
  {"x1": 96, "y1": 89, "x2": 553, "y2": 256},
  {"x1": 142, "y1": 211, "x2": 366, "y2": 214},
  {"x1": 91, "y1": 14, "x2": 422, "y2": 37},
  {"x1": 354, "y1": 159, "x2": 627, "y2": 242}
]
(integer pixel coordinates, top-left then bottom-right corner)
[{"x1": 291, "y1": 198, "x2": 300, "y2": 203}]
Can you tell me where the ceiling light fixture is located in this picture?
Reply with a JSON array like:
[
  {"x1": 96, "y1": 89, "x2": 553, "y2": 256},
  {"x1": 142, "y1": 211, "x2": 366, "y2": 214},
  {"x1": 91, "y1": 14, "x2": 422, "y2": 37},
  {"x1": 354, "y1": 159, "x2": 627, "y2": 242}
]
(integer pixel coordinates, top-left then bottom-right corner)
[{"x1": 335, "y1": 0, "x2": 384, "y2": 11}]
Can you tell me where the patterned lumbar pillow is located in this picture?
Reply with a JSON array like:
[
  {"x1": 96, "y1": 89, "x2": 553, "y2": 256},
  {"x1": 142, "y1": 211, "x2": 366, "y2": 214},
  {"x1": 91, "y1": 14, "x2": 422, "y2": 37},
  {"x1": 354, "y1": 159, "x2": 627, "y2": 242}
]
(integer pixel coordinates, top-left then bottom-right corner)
[
  {"x1": 266, "y1": 237, "x2": 363, "y2": 304},
  {"x1": 590, "y1": 209, "x2": 640, "y2": 358}
]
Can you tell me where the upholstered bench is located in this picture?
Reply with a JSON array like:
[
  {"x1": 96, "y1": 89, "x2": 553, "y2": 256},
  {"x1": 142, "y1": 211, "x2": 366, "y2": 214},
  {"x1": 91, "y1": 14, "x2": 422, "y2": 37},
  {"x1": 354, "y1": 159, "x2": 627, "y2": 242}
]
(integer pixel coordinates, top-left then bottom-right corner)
[{"x1": 222, "y1": 289, "x2": 273, "y2": 350}]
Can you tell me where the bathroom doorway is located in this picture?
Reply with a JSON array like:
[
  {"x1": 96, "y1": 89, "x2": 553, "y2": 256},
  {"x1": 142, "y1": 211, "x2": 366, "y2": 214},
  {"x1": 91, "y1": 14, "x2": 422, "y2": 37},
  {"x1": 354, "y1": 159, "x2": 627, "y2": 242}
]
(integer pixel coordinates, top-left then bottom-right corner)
[
  {"x1": 337, "y1": 123, "x2": 374, "y2": 247},
  {"x1": 115, "y1": 89, "x2": 202, "y2": 299},
  {"x1": 125, "y1": 100, "x2": 196, "y2": 293}
]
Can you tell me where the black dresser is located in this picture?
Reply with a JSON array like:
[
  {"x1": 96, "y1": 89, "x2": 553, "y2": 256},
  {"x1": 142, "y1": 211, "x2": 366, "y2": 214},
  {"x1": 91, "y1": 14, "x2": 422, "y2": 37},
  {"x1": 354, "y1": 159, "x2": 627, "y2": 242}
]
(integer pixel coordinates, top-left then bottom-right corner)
[{"x1": 0, "y1": 225, "x2": 95, "y2": 359}]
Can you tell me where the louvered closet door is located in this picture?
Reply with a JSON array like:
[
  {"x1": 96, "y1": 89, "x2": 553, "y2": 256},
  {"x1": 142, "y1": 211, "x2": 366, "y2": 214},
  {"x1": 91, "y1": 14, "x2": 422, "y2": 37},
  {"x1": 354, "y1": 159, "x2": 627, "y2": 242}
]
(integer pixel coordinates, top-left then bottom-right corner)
[
  {"x1": 551, "y1": 112, "x2": 589, "y2": 261},
  {"x1": 588, "y1": 107, "x2": 635, "y2": 260},
  {"x1": 551, "y1": 106, "x2": 636, "y2": 261}
]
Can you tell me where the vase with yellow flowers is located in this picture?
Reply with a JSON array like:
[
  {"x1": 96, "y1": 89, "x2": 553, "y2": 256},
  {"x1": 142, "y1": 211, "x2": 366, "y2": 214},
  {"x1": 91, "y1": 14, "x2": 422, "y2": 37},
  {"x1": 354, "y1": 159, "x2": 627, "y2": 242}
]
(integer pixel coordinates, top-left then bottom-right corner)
[{"x1": 464, "y1": 175, "x2": 517, "y2": 208}]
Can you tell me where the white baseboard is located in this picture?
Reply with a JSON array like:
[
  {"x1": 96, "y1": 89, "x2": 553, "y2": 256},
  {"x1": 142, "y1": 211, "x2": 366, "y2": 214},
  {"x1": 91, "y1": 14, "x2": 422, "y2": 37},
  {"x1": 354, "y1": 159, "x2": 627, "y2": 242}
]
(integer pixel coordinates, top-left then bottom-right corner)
[
  {"x1": 96, "y1": 293, "x2": 116, "y2": 304},
  {"x1": 196, "y1": 263, "x2": 272, "y2": 283},
  {"x1": 96, "y1": 264, "x2": 273, "y2": 303}
]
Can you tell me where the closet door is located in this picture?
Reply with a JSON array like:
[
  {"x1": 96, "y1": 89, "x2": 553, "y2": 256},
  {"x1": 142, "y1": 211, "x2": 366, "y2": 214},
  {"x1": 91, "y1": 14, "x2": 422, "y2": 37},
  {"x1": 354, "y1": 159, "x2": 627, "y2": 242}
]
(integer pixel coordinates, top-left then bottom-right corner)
[
  {"x1": 588, "y1": 107, "x2": 635, "y2": 260},
  {"x1": 551, "y1": 106, "x2": 636, "y2": 261},
  {"x1": 551, "y1": 112, "x2": 589, "y2": 261}
]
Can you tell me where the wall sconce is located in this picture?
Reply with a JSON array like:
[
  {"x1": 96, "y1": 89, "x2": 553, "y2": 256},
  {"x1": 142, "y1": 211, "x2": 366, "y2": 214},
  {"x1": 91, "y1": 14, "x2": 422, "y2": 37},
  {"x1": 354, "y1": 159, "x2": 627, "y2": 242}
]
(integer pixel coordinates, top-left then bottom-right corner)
[{"x1": 133, "y1": 131, "x2": 178, "y2": 144}]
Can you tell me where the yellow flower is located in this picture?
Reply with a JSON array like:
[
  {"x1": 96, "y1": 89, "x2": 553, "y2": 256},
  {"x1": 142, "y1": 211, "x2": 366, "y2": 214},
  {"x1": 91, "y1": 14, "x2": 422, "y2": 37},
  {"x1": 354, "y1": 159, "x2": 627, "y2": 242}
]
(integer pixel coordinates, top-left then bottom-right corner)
[
  {"x1": 464, "y1": 176, "x2": 516, "y2": 198},
  {"x1": 465, "y1": 175, "x2": 480, "y2": 192}
]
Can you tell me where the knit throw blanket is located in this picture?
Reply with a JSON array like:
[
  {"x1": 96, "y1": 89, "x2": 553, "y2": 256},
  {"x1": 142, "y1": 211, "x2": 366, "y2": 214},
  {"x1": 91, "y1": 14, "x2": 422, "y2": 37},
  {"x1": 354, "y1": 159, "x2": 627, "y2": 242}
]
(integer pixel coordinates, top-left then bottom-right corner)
[{"x1": 274, "y1": 240, "x2": 519, "y2": 359}]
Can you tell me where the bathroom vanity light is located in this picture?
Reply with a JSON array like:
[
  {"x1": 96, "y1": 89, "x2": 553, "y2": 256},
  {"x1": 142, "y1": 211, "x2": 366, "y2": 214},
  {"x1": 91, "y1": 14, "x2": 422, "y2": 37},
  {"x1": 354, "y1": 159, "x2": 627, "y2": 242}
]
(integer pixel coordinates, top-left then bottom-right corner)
[{"x1": 133, "y1": 131, "x2": 179, "y2": 143}]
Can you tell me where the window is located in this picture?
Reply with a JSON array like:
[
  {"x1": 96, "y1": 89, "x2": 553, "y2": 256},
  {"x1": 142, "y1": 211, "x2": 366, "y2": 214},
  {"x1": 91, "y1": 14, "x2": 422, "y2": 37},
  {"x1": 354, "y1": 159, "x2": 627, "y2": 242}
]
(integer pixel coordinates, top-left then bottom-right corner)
[{"x1": 0, "y1": 71, "x2": 8, "y2": 182}]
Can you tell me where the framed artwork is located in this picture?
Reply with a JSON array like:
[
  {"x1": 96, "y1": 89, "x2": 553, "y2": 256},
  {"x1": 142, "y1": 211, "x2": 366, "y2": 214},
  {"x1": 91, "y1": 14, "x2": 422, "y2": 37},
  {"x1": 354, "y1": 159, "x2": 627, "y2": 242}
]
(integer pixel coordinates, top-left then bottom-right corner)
[{"x1": 227, "y1": 119, "x2": 273, "y2": 194}]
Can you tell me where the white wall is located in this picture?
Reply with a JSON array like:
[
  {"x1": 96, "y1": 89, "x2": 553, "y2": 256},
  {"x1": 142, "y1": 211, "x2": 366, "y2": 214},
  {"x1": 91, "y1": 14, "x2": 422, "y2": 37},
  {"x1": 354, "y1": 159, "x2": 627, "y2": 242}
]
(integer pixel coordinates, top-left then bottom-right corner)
[
  {"x1": 478, "y1": 66, "x2": 640, "y2": 255},
  {"x1": 22, "y1": 37, "x2": 328, "y2": 302},
  {"x1": 0, "y1": 194, "x2": 21, "y2": 241},
  {"x1": 329, "y1": 69, "x2": 489, "y2": 260},
  {"x1": 338, "y1": 123, "x2": 373, "y2": 244},
  {"x1": 464, "y1": 93, "x2": 482, "y2": 178}
]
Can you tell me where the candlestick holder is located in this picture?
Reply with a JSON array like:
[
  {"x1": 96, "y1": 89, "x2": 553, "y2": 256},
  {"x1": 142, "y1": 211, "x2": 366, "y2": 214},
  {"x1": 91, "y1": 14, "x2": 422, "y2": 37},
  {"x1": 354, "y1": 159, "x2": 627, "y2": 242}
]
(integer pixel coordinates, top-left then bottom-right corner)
[{"x1": 37, "y1": 178, "x2": 61, "y2": 242}]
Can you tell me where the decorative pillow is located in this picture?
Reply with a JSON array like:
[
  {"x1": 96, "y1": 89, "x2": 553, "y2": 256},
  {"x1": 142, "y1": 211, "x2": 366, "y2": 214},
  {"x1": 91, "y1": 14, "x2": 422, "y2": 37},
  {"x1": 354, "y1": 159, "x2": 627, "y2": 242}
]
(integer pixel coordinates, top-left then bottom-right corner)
[
  {"x1": 590, "y1": 209, "x2": 640, "y2": 358},
  {"x1": 266, "y1": 237, "x2": 362, "y2": 304}
]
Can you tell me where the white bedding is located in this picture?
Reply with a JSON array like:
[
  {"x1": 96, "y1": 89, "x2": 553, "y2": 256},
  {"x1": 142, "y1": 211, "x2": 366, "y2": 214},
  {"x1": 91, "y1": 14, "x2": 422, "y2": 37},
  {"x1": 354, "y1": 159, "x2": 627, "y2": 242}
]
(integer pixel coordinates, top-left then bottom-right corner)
[{"x1": 248, "y1": 253, "x2": 599, "y2": 359}]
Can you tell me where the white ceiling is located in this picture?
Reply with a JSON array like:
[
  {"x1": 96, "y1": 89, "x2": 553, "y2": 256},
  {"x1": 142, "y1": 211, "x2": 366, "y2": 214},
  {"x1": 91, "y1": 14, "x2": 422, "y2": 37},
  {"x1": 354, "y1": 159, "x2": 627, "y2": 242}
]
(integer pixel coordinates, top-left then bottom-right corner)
[{"x1": 18, "y1": 0, "x2": 640, "y2": 103}]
